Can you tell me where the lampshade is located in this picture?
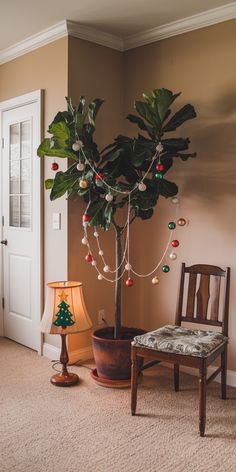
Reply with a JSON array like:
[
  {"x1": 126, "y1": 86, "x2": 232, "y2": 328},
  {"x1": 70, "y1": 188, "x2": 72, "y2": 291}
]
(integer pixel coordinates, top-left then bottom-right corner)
[{"x1": 41, "y1": 281, "x2": 92, "y2": 335}]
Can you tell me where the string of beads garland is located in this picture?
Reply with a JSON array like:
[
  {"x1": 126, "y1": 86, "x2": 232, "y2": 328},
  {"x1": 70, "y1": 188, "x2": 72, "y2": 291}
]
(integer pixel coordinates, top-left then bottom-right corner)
[{"x1": 52, "y1": 139, "x2": 188, "y2": 286}]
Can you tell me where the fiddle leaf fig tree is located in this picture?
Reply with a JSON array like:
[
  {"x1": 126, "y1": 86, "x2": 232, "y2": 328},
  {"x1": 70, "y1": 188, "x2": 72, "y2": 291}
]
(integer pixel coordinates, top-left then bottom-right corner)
[{"x1": 38, "y1": 88, "x2": 197, "y2": 339}]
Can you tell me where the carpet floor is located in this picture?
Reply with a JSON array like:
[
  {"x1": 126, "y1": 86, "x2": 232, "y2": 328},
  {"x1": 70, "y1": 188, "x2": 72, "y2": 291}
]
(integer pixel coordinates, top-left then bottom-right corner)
[{"x1": 0, "y1": 338, "x2": 236, "y2": 472}]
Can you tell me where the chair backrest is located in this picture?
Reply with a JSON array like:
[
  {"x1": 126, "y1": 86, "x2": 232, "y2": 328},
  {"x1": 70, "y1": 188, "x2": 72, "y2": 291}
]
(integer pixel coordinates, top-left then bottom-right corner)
[{"x1": 175, "y1": 263, "x2": 230, "y2": 336}]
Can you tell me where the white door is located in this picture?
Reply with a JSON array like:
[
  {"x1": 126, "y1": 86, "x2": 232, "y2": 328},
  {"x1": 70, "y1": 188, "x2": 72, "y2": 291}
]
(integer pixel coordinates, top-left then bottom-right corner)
[{"x1": 0, "y1": 91, "x2": 42, "y2": 352}]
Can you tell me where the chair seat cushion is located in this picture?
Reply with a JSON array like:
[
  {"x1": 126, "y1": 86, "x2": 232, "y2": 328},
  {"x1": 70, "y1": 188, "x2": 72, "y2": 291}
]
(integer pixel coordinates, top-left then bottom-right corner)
[{"x1": 132, "y1": 325, "x2": 228, "y2": 357}]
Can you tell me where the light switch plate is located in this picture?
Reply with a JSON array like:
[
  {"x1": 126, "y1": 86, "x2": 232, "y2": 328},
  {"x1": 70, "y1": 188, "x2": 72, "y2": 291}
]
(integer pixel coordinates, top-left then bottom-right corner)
[{"x1": 52, "y1": 212, "x2": 61, "y2": 230}]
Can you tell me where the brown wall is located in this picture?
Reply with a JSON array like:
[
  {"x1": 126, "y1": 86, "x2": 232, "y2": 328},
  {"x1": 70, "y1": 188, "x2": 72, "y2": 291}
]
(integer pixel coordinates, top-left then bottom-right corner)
[
  {"x1": 0, "y1": 38, "x2": 69, "y2": 349},
  {"x1": 67, "y1": 37, "x2": 125, "y2": 352},
  {"x1": 123, "y1": 19, "x2": 236, "y2": 370}
]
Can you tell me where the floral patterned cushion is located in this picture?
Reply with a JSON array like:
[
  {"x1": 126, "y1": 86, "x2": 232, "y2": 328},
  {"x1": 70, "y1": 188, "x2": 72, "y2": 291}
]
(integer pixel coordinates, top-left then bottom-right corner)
[{"x1": 132, "y1": 325, "x2": 228, "y2": 357}]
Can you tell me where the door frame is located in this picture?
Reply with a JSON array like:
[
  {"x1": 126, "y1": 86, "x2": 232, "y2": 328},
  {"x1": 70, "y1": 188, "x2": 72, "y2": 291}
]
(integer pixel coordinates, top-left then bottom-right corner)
[{"x1": 0, "y1": 90, "x2": 43, "y2": 354}]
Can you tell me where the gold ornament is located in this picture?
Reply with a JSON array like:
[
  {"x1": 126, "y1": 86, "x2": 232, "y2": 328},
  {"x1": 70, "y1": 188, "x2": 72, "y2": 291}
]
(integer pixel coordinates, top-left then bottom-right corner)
[
  {"x1": 79, "y1": 179, "x2": 88, "y2": 189},
  {"x1": 152, "y1": 276, "x2": 159, "y2": 285}
]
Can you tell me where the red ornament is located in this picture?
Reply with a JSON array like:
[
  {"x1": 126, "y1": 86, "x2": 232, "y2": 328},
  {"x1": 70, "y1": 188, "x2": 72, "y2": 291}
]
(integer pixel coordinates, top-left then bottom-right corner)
[
  {"x1": 85, "y1": 254, "x2": 93, "y2": 263},
  {"x1": 171, "y1": 239, "x2": 180, "y2": 248},
  {"x1": 126, "y1": 278, "x2": 134, "y2": 287},
  {"x1": 51, "y1": 162, "x2": 59, "y2": 171},
  {"x1": 82, "y1": 214, "x2": 89, "y2": 222},
  {"x1": 156, "y1": 163, "x2": 164, "y2": 172},
  {"x1": 95, "y1": 172, "x2": 104, "y2": 181}
]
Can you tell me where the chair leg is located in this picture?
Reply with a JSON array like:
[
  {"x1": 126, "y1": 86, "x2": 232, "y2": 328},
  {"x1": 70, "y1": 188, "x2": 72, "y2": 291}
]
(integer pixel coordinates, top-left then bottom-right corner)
[
  {"x1": 131, "y1": 347, "x2": 139, "y2": 416},
  {"x1": 174, "y1": 364, "x2": 179, "y2": 392},
  {"x1": 199, "y1": 360, "x2": 207, "y2": 437},
  {"x1": 221, "y1": 347, "x2": 227, "y2": 400}
]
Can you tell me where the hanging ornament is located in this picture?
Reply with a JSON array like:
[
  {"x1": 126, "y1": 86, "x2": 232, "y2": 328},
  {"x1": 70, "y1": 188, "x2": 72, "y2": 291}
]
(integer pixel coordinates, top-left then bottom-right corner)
[
  {"x1": 98, "y1": 274, "x2": 103, "y2": 281},
  {"x1": 99, "y1": 250, "x2": 104, "y2": 256},
  {"x1": 93, "y1": 231, "x2": 99, "y2": 238},
  {"x1": 105, "y1": 192, "x2": 113, "y2": 202},
  {"x1": 103, "y1": 265, "x2": 110, "y2": 273},
  {"x1": 156, "y1": 142, "x2": 164, "y2": 153},
  {"x1": 156, "y1": 163, "x2": 164, "y2": 172},
  {"x1": 162, "y1": 265, "x2": 170, "y2": 273},
  {"x1": 72, "y1": 140, "x2": 83, "y2": 151},
  {"x1": 85, "y1": 254, "x2": 93, "y2": 263},
  {"x1": 79, "y1": 179, "x2": 88, "y2": 189},
  {"x1": 91, "y1": 260, "x2": 97, "y2": 266},
  {"x1": 171, "y1": 197, "x2": 179, "y2": 204},
  {"x1": 95, "y1": 172, "x2": 104, "y2": 181},
  {"x1": 81, "y1": 237, "x2": 88, "y2": 245},
  {"x1": 155, "y1": 172, "x2": 163, "y2": 180},
  {"x1": 168, "y1": 221, "x2": 176, "y2": 230},
  {"x1": 138, "y1": 182, "x2": 147, "y2": 192},
  {"x1": 126, "y1": 277, "x2": 134, "y2": 287},
  {"x1": 82, "y1": 214, "x2": 89, "y2": 222},
  {"x1": 152, "y1": 276, "x2": 159, "y2": 285},
  {"x1": 171, "y1": 240, "x2": 179, "y2": 247},
  {"x1": 51, "y1": 162, "x2": 59, "y2": 171},
  {"x1": 169, "y1": 252, "x2": 177, "y2": 260},
  {"x1": 77, "y1": 161, "x2": 85, "y2": 172},
  {"x1": 177, "y1": 218, "x2": 187, "y2": 226},
  {"x1": 125, "y1": 263, "x2": 132, "y2": 271}
]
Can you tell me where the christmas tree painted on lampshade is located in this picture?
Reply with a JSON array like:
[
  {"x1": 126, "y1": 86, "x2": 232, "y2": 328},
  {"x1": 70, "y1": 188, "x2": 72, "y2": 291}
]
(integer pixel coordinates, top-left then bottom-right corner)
[{"x1": 53, "y1": 299, "x2": 75, "y2": 328}]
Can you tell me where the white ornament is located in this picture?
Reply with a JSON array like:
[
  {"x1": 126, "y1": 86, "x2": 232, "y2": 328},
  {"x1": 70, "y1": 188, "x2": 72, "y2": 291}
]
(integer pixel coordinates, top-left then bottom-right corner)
[
  {"x1": 105, "y1": 192, "x2": 113, "y2": 202},
  {"x1": 83, "y1": 221, "x2": 89, "y2": 227},
  {"x1": 81, "y1": 237, "x2": 88, "y2": 245},
  {"x1": 156, "y1": 142, "x2": 164, "y2": 153},
  {"x1": 72, "y1": 140, "x2": 83, "y2": 151},
  {"x1": 103, "y1": 265, "x2": 110, "y2": 273},
  {"x1": 138, "y1": 182, "x2": 146, "y2": 192},
  {"x1": 171, "y1": 197, "x2": 179, "y2": 204},
  {"x1": 77, "y1": 162, "x2": 85, "y2": 171},
  {"x1": 98, "y1": 274, "x2": 103, "y2": 280},
  {"x1": 94, "y1": 231, "x2": 99, "y2": 238},
  {"x1": 92, "y1": 260, "x2": 97, "y2": 266},
  {"x1": 99, "y1": 250, "x2": 104, "y2": 256},
  {"x1": 125, "y1": 263, "x2": 132, "y2": 271},
  {"x1": 169, "y1": 252, "x2": 177, "y2": 260}
]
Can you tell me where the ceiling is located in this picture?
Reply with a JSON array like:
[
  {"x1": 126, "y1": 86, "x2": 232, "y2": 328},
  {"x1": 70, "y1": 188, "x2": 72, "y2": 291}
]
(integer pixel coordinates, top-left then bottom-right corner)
[{"x1": 0, "y1": 0, "x2": 234, "y2": 51}]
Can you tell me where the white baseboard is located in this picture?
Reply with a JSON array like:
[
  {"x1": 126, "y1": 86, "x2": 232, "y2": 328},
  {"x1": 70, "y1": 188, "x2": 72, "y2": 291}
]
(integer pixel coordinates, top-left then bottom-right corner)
[
  {"x1": 42, "y1": 342, "x2": 93, "y2": 363},
  {"x1": 162, "y1": 363, "x2": 236, "y2": 388}
]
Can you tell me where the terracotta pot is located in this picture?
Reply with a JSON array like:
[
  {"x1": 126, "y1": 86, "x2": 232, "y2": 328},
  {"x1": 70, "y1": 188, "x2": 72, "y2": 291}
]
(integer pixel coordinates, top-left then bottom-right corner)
[{"x1": 92, "y1": 326, "x2": 145, "y2": 381}]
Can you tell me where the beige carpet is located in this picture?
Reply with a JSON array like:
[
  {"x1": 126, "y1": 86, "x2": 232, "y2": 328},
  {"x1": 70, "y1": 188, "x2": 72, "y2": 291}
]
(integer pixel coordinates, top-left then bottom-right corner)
[{"x1": 1, "y1": 338, "x2": 236, "y2": 472}]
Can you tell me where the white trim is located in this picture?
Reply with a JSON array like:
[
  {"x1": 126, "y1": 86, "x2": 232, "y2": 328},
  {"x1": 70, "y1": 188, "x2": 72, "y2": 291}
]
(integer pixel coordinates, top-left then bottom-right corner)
[
  {"x1": 0, "y1": 21, "x2": 68, "y2": 65},
  {"x1": 1, "y1": 3, "x2": 236, "y2": 63},
  {"x1": 162, "y1": 363, "x2": 236, "y2": 388},
  {"x1": 67, "y1": 20, "x2": 123, "y2": 51},
  {"x1": 124, "y1": 2, "x2": 236, "y2": 50},
  {"x1": 0, "y1": 90, "x2": 43, "y2": 354},
  {"x1": 42, "y1": 342, "x2": 93, "y2": 363},
  {"x1": 69, "y1": 345, "x2": 94, "y2": 363}
]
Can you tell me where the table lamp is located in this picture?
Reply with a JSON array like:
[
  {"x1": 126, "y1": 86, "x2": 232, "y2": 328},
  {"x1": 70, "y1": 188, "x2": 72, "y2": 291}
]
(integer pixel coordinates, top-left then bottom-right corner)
[{"x1": 41, "y1": 281, "x2": 93, "y2": 387}]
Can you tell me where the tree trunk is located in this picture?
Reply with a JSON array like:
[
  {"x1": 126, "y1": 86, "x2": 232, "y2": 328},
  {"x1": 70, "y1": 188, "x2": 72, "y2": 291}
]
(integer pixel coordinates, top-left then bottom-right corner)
[{"x1": 114, "y1": 227, "x2": 122, "y2": 339}]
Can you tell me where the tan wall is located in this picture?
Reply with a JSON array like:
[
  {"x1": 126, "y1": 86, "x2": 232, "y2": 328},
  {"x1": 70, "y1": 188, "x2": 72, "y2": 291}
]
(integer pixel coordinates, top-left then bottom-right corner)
[
  {"x1": 67, "y1": 37, "x2": 125, "y2": 352},
  {"x1": 0, "y1": 38, "x2": 69, "y2": 349},
  {"x1": 124, "y1": 19, "x2": 236, "y2": 370}
]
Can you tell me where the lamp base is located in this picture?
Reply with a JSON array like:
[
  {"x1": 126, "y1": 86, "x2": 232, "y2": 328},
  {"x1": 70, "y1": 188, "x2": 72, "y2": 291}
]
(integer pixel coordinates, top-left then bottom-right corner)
[{"x1": 50, "y1": 372, "x2": 79, "y2": 387}]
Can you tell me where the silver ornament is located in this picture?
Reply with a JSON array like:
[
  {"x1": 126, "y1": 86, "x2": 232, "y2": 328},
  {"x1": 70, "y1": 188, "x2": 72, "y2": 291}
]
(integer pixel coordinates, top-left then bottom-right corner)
[
  {"x1": 125, "y1": 263, "x2": 132, "y2": 271},
  {"x1": 105, "y1": 192, "x2": 113, "y2": 202},
  {"x1": 138, "y1": 182, "x2": 146, "y2": 192},
  {"x1": 81, "y1": 237, "x2": 88, "y2": 245},
  {"x1": 99, "y1": 250, "x2": 104, "y2": 256},
  {"x1": 77, "y1": 162, "x2": 85, "y2": 171},
  {"x1": 156, "y1": 142, "x2": 164, "y2": 153},
  {"x1": 103, "y1": 265, "x2": 110, "y2": 273},
  {"x1": 98, "y1": 274, "x2": 103, "y2": 280},
  {"x1": 169, "y1": 252, "x2": 177, "y2": 260}
]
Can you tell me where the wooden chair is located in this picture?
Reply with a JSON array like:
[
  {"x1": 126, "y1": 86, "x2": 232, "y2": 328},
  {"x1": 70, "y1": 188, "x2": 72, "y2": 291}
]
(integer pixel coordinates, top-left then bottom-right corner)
[{"x1": 131, "y1": 263, "x2": 230, "y2": 436}]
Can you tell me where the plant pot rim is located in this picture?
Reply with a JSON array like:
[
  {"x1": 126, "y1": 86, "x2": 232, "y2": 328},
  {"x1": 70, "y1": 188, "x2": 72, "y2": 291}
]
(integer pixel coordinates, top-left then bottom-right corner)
[{"x1": 92, "y1": 326, "x2": 145, "y2": 343}]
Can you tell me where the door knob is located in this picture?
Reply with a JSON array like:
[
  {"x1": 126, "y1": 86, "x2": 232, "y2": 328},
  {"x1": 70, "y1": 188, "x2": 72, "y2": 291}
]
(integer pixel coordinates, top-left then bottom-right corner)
[{"x1": 0, "y1": 239, "x2": 7, "y2": 245}]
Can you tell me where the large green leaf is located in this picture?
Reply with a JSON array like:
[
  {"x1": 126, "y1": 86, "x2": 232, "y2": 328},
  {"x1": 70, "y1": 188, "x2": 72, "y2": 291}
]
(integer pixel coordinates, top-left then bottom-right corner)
[
  {"x1": 48, "y1": 121, "x2": 71, "y2": 148},
  {"x1": 37, "y1": 138, "x2": 78, "y2": 160},
  {"x1": 152, "y1": 89, "x2": 181, "y2": 122},
  {"x1": 159, "y1": 179, "x2": 178, "y2": 198},
  {"x1": 163, "y1": 104, "x2": 197, "y2": 132},
  {"x1": 88, "y1": 99, "x2": 104, "y2": 126},
  {"x1": 50, "y1": 172, "x2": 79, "y2": 200},
  {"x1": 126, "y1": 114, "x2": 155, "y2": 138},
  {"x1": 87, "y1": 200, "x2": 106, "y2": 226},
  {"x1": 45, "y1": 179, "x2": 54, "y2": 190},
  {"x1": 135, "y1": 101, "x2": 161, "y2": 128}
]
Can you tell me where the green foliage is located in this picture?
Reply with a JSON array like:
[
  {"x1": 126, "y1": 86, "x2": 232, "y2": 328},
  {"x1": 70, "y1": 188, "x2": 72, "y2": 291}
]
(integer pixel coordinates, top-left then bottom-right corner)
[{"x1": 37, "y1": 89, "x2": 197, "y2": 230}]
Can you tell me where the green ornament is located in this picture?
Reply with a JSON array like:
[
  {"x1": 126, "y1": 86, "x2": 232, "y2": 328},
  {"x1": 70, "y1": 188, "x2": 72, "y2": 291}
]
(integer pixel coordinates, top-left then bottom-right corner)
[
  {"x1": 155, "y1": 172, "x2": 163, "y2": 180},
  {"x1": 162, "y1": 265, "x2": 170, "y2": 273},
  {"x1": 168, "y1": 221, "x2": 176, "y2": 230}
]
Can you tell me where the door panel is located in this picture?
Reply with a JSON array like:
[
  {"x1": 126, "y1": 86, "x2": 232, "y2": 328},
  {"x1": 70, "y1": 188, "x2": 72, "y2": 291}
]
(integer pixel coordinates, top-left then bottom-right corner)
[{"x1": 1, "y1": 95, "x2": 42, "y2": 351}]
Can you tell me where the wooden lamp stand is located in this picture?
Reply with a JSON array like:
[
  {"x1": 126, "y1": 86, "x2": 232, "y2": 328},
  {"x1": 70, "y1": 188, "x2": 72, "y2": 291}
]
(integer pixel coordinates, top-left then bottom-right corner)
[{"x1": 50, "y1": 333, "x2": 79, "y2": 387}]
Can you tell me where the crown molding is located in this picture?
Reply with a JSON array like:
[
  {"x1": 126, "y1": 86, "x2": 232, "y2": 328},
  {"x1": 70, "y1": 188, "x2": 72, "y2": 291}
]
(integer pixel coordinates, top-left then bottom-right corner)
[
  {"x1": 0, "y1": 21, "x2": 68, "y2": 65},
  {"x1": 66, "y1": 20, "x2": 123, "y2": 51},
  {"x1": 1, "y1": 2, "x2": 236, "y2": 64},
  {"x1": 124, "y1": 1, "x2": 236, "y2": 50}
]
